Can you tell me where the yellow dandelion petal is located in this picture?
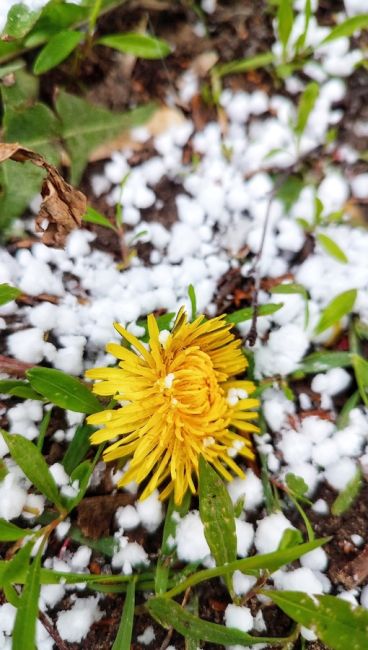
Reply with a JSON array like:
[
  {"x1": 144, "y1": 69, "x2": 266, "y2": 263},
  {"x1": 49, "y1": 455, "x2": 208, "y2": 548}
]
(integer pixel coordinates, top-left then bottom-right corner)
[{"x1": 86, "y1": 309, "x2": 259, "y2": 505}]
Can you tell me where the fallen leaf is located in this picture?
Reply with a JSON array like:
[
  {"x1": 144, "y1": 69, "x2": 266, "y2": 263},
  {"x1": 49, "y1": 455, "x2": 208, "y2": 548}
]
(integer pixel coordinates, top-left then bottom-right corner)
[
  {"x1": 76, "y1": 493, "x2": 135, "y2": 538},
  {"x1": 0, "y1": 142, "x2": 86, "y2": 247}
]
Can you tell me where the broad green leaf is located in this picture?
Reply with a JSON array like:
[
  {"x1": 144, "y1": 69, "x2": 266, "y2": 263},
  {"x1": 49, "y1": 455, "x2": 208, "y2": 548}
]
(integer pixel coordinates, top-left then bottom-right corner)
[
  {"x1": 266, "y1": 590, "x2": 368, "y2": 650},
  {"x1": 317, "y1": 233, "x2": 348, "y2": 264},
  {"x1": 55, "y1": 91, "x2": 156, "y2": 184},
  {"x1": 0, "y1": 520, "x2": 31, "y2": 542},
  {"x1": 285, "y1": 473, "x2": 308, "y2": 498},
  {"x1": 295, "y1": 82, "x2": 319, "y2": 138},
  {"x1": 98, "y1": 33, "x2": 171, "y2": 59},
  {"x1": 33, "y1": 30, "x2": 83, "y2": 74},
  {"x1": 0, "y1": 60, "x2": 26, "y2": 79},
  {"x1": 69, "y1": 527, "x2": 117, "y2": 557},
  {"x1": 0, "y1": 162, "x2": 44, "y2": 234},
  {"x1": 162, "y1": 539, "x2": 328, "y2": 600},
  {"x1": 315, "y1": 289, "x2": 357, "y2": 335},
  {"x1": 296, "y1": 350, "x2": 352, "y2": 375},
  {"x1": 278, "y1": 528, "x2": 303, "y2": 550},
  {"x1": 0, "y1": 283, "x2": 21, "y2": 306},
  {"x1": 3, "y1": 101, "x2": 61, "y2": 165},
  {"x1": 331, "y1": 466, "x2": 362, "y2": 516},
  {"x1": 112, "y1": 578, "x2": 136, "y2": 650},
  {"x1": 1, "y1": 541, "x2": 34, "y2": 586},
  {"x1": 352, "y1": 354, "x2": 368, "y2": 406},
  {"x1": 1, "y1": 67, "x2": 39, "y2": 110},
  {"x1": 26, "y1": 367, "x2": 102, "y2": 414},
  {"x1": 1, "y1": 431, "x2": 63, "y2": 510},
  {"x1": 155, "y1": 490, "x2": 191, "y2": 595},
  {"x1": 12, "y1": 546, "x2": 42, "y2": 650},
  {"x1": 3, "y1": 3, "x2": 40, "y2": 39},
  {"x1": 147, "y1": 597, "x2": 285, "y2": 646},
  {"x1": 0, "y1": 41, "x2": 23, "y2": 65},
  {"x1": 25, "y1": 2, "x2": 88, "y2": 47},
  {"x1": 62, "y1": 424, "x2": 95, "y2": 474},
  {"x1": 199, "y1": 457, "x2": 237, "y2": 582},
  {"x1": 225, "y1": 302, "x2": 283, "y2": 324},
  {"x1": 277, "y1": 0, "x2": 294, "y2": 54},
  {"x1": 83, "y1": 207, "x2": 116, "y2": 231},
  {"x1": 321, "y1": 14, "x2": 368, "y2": 45},
  {"x1": 0, "y1": 379, "x2": 42, "y2": 401},
  {"x1": 215, "y1": 52, "x2": 275, "y2": 77},
  {"x1": 270, "y1": 282, "x2": 309, "y2": 327},
  {"x1": 276, "y1": 175, "x2": 304, "y2": 212}
]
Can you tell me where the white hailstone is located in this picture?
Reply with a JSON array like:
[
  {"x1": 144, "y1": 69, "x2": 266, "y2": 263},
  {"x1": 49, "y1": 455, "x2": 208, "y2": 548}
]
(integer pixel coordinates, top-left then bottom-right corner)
[
  {"x1": 325, "y1": 458, "x2": 357, "y2": 491},
  {"x1": 116, "y1": 505, "x2": 140, "y2": 531},
  {"x1": 273, "y1": 568, "x2": 323, "y2": 594},
  {"x1": 278, "y1": 431, "x2": 313, "y2": 465},
  {"x1": 227, "y1": 470, "x2": 264, "y2": 511},
  {"x1": 300, "y1": 548, "x2": 328, "y2": 572},
  {"x1": 235, "y1": 520, "x2": 254, "y2": 557},
  {"x1": 232, "y1": 571, "x2": 257, "y2": 596},
  {"x1": 224, "y1": 604, "x2": 254, "y2": 633},
  {"x1": 135, "y1": 490, "x2": 163, "y2": 533},
  {"x1": 176, "y1": 511, "x2": 210, "y2": 562},
  {"x1": 56, "y1": 597, "x2": 102, "y2": 643},
  {"x1": 255, "y1": 512, "x2": 296, "y2": 554}
]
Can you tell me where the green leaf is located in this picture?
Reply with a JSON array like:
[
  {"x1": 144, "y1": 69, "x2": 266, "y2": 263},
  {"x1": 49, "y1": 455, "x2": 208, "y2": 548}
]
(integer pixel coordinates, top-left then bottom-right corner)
[
  {"x1": 352, "y1": 354, "x2": 368, "y2": 406},
  {"x1": 69, "y1": 527, "x2": 117, "y2": 557},
  {"x1": 266, "y1": 590, "x2": 368, "y2": 650},
  {"x1": 147, "y1": 597, "x2": 284, "y2": 646},
  {"x1": 12, "y1": 546, "x2": 42, "y2": 650},
  {"x1": 33, "y1": 29, "x2": 83, "y2": 74},
  {"x1": 1, "y1": 431, "x2": 64, "y2": 510},
  {"x1": 276, "y1": 175, "x2": 304, "y2": 212},
  {"x1": 162, "y1": 538, "x2": 329, "y2": 600},
  {"x1": 285, "y1": 473, "x2": 309, "y2": 498},
  {"x1": 26, "y1": 367, "x2": 102, "y2": 414},
  {"x1": 65, "y1": 460, "x2": 94, "y2": 509},
  {"x1": 270, "y1": 282, "x2": 309, "y2": 327},
  {"x1": 0, "y1": 283, "x2": 21, "y2": 306},
  {"x1": 37, "y1": 407, "x2": 52, "y2": 451},
  {"x1": 62, "y1": 424, "x2": 95, "y2": 475},
  {"x1": 3, "y1": 3, "x2": 40, "y2": 39},
  {"x1": 98, "y1": 32, "x2": 171, "y2": 59},
  {"x1": 317, "y1": 233, "x2": 348, "y2": 264},
  {"x1": 295, "y1": 82, "x2": 319, "y2": 138},
  {"x1": 0, "y1": 41, "x2": 23, "y2": 65},
  {"x1": 215, "y1": 52, "x2": 275, "y2": 77},
  {"x1": 315, "y1": 289, "x2": 357, "y2": 335},
  {"x1": 25, "y1": 1, "x2": 88, "y2": 47},
  {"x1": 0, "y1": 379, "x2": 43, "y2": 401},
  {"x1": 188, "y1": 284, "x2": 197, "y2": 321},
  {"x1": 155, "y1": 490, "x2": 191, "y2": 595},
  {"x1": 0, "y1": 520, "x2": 31, "y2": 542},
  {"x1": 278, "y1": 528, "x2": 303, "y2": 550},
  {"x1": 1, "y1": 541, "x2": 34, "y2": 586},
  {"x1": 112, "y1": 578, "x2": 136, "y2": 649},
  {"x1": 138, "y1": 312, "x2": 176, "y2": 343},
  {"x1": 55, "y1": 90, "x2": 156, "y2": 184},
  {"x1": 277, "y1": 0, "x2": 294, "y2": 54},
  {"x1": 199, "y1": 457, "x2": 237, "y2": 590},
  {"x1": 0, "y1": 161, "x2": 44, "y2": 233},
  {"x1": 83, "y1": 206, "x2": 116, "y2": 231},
  {"x1": 296, "y1": 350, "x2": 352, "y2": 375},
  {"x1": 321, "y1": 14, "x2": 368, "y2": 45},
  {"x1": 337, "y1": 390, "x2": 360, "y2": 429},
  {"x1": 331, "y1": 466, "x2": 362, "y2": 516},
  {"x1": 225, "y1": 302, "x2": 283, "y2": 324}
]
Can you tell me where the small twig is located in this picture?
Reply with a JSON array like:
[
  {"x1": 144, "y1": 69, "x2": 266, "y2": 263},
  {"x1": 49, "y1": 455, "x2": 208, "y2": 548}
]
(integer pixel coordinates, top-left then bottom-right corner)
[
  {"x1": 0, "y1": 355, "x2": 33, "y2": 377},
  {"x1": 158, "y1": 587, "x2": 192, "y2": 650},
  {"x1": 239, "y1": 573, "x2": 269, "y2": 606},
  {"x1": 39, "y1": 612, "x2": 69, "y2": 650}
]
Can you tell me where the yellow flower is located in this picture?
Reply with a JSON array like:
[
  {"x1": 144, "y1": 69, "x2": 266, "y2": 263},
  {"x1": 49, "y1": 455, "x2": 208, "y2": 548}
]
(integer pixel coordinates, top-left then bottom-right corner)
[{"x1": 86, "y1": 308, "x2": 259, "y2": 505}]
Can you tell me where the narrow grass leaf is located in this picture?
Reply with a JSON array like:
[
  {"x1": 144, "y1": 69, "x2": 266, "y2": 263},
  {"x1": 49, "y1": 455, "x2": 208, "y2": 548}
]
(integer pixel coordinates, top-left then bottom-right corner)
[
  {"x1": 155, "y1": 490, "x2": 191, "y2": 595},
  {"x1": 83, "y1": 206, "x2": 116, "y2": 231},
  {"x1": 0, "y1": 379, "x2": 42, "y2": 400},
  {"x1": 188, "y1": 284, "x2": 197, "y2": 321},
  {"x1": 27, "y1": 367, "x2": 102, "y2": 414},
  {"x1": 1, "y1": 541, "x2": 34, "y2": 586},
  {"x1": 352, "y1": 354, "x2": 368, "y2": 406},
  {"x1": 199, "y1": 457, "x2": 237, "y2": 574},
  {"x1": 315, "y1": 289, "x2": 357, "y2": 334},
  {"x1": 337, "y1": 390, "x2": 360, "y2": 429},
  {"x1": 266, "y1": 590, "x2": 368, "y2": 650},
  {"x1": 296, "y1": 351, "x2": 352, "y2": 374},
  {"x1": 98, "y1": 33, "x2": 171, "y2": 59},
  {"x1": 37, "y1": 407, "x2": 52, "y2": 451},
  {"x1": 321, "y1": 14, "x2": 368, "y2": 44},
  {"x1": 277, "y1": 0, "x2": 294, "y2": 53},
  {"x1": 317, "y1": 233, "x2": 348, "y2": 264},
  {"x1": 0, "y1": 520, "x2": 32, "y2": 542},
  {"x1": 112, "y1": 578, "x2": 136, "y2": 650},
  {"x1": 33, "y1": 30, "x2": 83, "y2": 74},
  {"x1": 226, "y1": 303, "x2": 283, "y2": 324},
  {"x1": 12, "y1": 547, "x2": 42, "y2": 650},
  {"x1": 295, "y1": 82, "x2": 319, "y2": 137},
  {"x1": 216, "y1": 52, "x2": 275, "y2": 77},
  {"x1": 62, "y1": 423, "x2": 95, "y2": 474},
  {"x1": 331, "y1": 466, "x2": 362, "y2": 516},
  {"x1": 147, "y1": 597, "x2": 284, "y2": 646},
  {"x1": 1, "y1": 431, "x2": 63, "y2": 510}
]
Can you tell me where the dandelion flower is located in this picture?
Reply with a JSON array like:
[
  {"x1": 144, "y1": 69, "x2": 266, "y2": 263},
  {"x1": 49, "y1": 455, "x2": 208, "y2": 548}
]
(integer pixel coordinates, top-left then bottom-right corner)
[{"x1": 86, "y1": 308, "x2": 259, "y2": 505}]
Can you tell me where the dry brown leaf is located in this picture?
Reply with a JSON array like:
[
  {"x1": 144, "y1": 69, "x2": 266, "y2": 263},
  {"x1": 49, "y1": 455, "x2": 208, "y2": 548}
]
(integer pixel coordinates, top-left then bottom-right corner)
[
  {"x1": 76, "y1": 493, "x2": 135, "y2": 538},
  {"x1": 90, "y1": 106, "x2": 186, "y2": 161},
  {"x1": 0, "y1": 142, "x2": 87, "y2": 247}
]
